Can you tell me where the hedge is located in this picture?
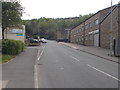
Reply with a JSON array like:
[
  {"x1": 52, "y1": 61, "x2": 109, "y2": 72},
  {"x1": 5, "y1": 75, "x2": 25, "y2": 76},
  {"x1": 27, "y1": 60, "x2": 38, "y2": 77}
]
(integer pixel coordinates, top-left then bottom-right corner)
[{"x1": 2, "y1": 39, "x2": 25, "y2": 55}]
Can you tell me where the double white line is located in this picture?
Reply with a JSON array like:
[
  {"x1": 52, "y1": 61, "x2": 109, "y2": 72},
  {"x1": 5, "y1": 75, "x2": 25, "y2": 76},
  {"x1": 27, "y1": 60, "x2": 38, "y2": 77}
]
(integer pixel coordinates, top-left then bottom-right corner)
[
  {"x1": 37, "y1": 46, "x2": 45, "y2": 61},
  {"x1": 34, "y1": 46, "x2": 46, "y2": 88}
]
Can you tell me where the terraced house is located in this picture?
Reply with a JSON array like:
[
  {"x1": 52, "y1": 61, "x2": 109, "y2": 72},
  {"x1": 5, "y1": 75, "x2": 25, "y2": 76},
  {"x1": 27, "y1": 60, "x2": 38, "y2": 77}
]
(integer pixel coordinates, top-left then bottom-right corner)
[{"x1": 71, "y1": 3, "x2": 120, "y2": 51}]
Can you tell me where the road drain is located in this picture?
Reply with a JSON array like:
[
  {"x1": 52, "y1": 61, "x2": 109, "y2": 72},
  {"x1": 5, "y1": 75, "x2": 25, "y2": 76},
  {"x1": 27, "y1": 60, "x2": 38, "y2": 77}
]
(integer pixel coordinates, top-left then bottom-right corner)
[{"x1": 37, "y1": 64, "x2": 43, "y2": 65}]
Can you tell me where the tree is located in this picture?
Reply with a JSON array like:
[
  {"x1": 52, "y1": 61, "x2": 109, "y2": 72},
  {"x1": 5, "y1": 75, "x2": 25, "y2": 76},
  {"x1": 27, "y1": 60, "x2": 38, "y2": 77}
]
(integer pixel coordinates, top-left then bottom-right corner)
[
  {"x1": 2, "y1": 1, "x2": 23, "y2": 39},
  {"x1": 24, "y1": 14, "x2": 93, "y2": 40}
]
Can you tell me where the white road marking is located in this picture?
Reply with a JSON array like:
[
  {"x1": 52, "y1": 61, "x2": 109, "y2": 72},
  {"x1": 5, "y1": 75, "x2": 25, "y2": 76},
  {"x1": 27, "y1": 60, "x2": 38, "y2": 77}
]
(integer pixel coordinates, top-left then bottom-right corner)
[
  {"x1": 34, "y1": 46, "x2": 45, "y2": 88},
  {"x1": 34, "y1": 65, "x2": 39, "y2": 88},
  {"x1": 73, "y1": 47, "x2": 77, "y2": 49},
  {"x1": 87, "y1": 64, "x2": 120, "y2": 82},
  {"x1": 63, "y1": 52, "x2": 80, "y2": 62},
  {"x1": 60, "y1": 67, "x2": 64, "y2": 70},
  {"x1": 71, "y1": 56, "x2": 80, "y2": 62},
  {"x1": 38, "y1": 46, "x2": 45, "y2": 61},
  {"x1": 37, "y1": 49, "x2": 41, "y2": 58}
]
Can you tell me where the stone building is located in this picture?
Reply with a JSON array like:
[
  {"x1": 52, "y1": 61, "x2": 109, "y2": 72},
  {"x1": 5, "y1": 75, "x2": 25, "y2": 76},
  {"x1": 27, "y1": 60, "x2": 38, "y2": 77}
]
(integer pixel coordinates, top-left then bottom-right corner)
[
  {"x1": 56, "y1": 30, "x2": 66, "y2": 42},
  {"x1": 99, "y1": 4, "x2": 119, "y2": 49},
  {"x1": 57, "y1": 28, "x2": 71, "y2": 42},
  {"x1": 71, "y1": 23, "x2": 85, "y2": 45},
  {"x1": 70, "y1": 3, "x2": 120, "y2": 50}
]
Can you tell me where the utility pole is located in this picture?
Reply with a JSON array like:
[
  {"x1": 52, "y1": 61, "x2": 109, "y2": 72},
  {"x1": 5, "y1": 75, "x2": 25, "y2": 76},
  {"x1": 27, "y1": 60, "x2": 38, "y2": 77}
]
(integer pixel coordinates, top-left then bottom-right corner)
[{"x1": 109, "y1": 0, "x2": 113, "y2": 56}]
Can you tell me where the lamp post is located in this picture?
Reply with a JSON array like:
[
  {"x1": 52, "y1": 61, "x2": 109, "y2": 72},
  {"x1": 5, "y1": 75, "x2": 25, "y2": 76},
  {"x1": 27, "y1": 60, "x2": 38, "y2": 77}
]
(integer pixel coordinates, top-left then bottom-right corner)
[{"x1": 109, "y1": 0, "x2": 113, "y2": 56}]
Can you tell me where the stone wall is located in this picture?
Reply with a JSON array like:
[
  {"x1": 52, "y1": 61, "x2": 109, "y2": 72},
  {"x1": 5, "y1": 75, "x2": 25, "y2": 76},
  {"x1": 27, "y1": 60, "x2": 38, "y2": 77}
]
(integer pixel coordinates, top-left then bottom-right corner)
[
  {"x1": 70, "y1": 4, "x2": 119, "y2": 50},
  {"x1": 100, "y1": 6, "x2": 118, "y2": 49}
]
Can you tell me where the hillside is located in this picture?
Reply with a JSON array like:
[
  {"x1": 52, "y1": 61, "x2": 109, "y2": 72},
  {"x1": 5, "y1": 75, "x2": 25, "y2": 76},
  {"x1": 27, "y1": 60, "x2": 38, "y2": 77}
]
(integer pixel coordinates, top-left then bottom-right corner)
[{"x1": 24, "y1": 13, "x2": 93, "y2": 40}]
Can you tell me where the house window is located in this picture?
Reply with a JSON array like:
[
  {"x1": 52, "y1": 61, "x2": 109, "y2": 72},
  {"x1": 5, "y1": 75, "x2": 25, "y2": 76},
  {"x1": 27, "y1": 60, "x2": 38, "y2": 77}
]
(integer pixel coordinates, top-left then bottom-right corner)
[
  {"x1": 79, "y1": 29, "x2": 81, "y2": 32},
  {"x1": 85, "y1": 35, "x2": 88, "y2": 40},
  {"x1": 89, "y1": 34, "x2": 93, "y2": 40},
  {"x1": 95, "y1": 19, "x2": 99, "y2": 25},
  {"x1": 77, "y1": 30, "x2": 79, "y2": 33},
  {"x1": 85, "y1": 24, "x2": 89, "y2": 30},
  {"x1": 90, "y1": 21, "x2": 94, "y2": 27},
  {"x1": 82, "y1": 37, "x2": 84, "y2": 41},
  {"x1": 81, "y1": 28, "x2": 83, "y2": 31}
]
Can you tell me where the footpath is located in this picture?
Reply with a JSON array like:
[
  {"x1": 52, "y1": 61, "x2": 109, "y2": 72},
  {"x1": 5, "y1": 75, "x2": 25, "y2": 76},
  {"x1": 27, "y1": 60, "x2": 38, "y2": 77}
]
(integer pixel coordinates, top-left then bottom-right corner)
[
  {"x1": 60, "y1": 42, "x2": 119, "y2": 64},
  {"x1": 2, "y1": 47, "x2": 38, "y2": 88}
]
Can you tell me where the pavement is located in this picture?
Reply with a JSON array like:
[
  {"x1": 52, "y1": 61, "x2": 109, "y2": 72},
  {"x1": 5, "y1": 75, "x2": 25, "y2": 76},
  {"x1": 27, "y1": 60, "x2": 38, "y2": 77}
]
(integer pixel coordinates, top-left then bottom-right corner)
[
  {"x1": 2, "y1": 47, "x2": 38, "y2": 88},
  {"x1": 59, "y1": 42, "x2": 119, "y2": 64}
]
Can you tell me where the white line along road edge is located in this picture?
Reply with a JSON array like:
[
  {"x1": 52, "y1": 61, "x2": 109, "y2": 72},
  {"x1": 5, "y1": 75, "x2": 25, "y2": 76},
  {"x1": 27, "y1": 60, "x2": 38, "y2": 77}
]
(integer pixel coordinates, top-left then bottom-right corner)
[{"x1": 87, "y1": 64, "x2": 120, "y2": 82}]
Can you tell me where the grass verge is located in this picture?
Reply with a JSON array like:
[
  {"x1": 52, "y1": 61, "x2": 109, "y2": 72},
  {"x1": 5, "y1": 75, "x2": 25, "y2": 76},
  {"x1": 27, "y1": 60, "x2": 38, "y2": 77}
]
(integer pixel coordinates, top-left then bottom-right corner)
[{"x1": 0, "y1": 55, "x2": 15, "y2": 64}]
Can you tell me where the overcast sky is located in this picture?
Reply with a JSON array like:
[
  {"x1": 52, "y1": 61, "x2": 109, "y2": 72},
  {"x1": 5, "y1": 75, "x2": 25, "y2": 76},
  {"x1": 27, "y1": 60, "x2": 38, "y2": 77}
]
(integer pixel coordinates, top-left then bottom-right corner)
[{"x1": 20, "y1": 0, "x2": 120, "y2": 20}]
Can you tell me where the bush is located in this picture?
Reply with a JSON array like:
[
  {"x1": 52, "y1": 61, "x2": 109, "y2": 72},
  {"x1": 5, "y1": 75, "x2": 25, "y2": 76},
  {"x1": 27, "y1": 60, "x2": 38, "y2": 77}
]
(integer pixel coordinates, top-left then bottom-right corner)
[{"x1": 2, "y1": 39, "x2": 25, "y2": 55}]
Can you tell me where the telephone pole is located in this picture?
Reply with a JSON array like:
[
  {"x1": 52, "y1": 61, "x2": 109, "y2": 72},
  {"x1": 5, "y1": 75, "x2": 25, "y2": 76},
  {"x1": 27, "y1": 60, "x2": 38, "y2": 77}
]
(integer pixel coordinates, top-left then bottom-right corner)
[{"x1": 109, "y1": 0, "x2": 113, "y2": 56}]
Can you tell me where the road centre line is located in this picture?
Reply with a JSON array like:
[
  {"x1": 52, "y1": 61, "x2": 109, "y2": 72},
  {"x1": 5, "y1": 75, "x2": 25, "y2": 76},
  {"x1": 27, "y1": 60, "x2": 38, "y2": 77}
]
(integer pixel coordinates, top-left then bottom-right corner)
[
  {"x1": 37, "y1": 46, "x2": 45, "y2": 61},
  {"x1": 37, "y1": 49, "x2": 41, "y2": 58},
  {"x1": 65, "y1": 51, "x2": 119, "y2": 82},
  {"x1": 71, "y1": 56, "x2": 80, "y2": 62},
  {"x1": 34, "y1": 65, "x2": 39, "y2": 88},
  {"x1": 87, "y1": 64, "x2": 120, "y2": 82},
  {"x1": 62, "y1": 50, "x2": 119, "y2": 82},
  {"x1": 63, "y1": 52, "x2": 80, "y2": 62},
  {"x1": 34, "y1": 46, "x2": 46, "y2": 88}
]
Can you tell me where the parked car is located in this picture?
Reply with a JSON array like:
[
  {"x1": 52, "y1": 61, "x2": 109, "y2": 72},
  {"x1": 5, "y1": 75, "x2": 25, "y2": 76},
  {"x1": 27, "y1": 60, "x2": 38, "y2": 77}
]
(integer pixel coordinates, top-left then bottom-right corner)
[
  {"x1": 40, "y1": 38, "x2": 47, "y2": 43},
  {"x1": 28, "y1": 38, "x2": 40, "y2": 46}
]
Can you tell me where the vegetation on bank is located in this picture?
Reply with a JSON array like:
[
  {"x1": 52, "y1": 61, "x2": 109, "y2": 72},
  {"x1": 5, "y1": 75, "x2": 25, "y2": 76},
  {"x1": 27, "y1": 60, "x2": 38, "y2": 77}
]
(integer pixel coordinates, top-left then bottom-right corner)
[
  {"x1": 1, "y1": 1, "x2": 25, "y2": 64},
  {"x1": 1, "y1": 39, "x2": 25, "y2": 64},
  {"x1": 0, "y1": 55, "x2": 15, "y2": 64},
  {"x1": 2, "y1": 39, "x2": 25, "y2": 55}
]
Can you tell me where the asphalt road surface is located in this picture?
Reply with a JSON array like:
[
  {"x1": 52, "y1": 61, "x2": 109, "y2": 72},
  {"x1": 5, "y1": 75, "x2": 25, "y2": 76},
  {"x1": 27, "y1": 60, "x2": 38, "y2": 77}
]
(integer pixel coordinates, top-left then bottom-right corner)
[
  {"x1": 36, "y1": 40, "x2": 119, "y2": 88},
  {"x1": 2, "y1": 40, "x2": 119, "y2": 88}
]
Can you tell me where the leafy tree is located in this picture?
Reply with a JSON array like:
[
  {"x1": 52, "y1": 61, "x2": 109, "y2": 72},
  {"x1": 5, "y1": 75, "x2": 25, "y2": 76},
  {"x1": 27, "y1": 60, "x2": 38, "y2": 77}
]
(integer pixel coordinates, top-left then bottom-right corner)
[
  {"x1": 2, "y1": 1, "x2": 23, "y2": 39},
  {"x1": 24, "y1": 14, "x2": 93, "y2": 40}
]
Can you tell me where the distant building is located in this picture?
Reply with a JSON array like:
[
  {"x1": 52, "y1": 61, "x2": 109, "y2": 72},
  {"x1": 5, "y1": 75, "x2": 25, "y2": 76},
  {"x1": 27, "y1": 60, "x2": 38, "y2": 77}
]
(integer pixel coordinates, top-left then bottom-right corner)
[
  {"x1": 70, "y1": 3, "x2": 120, "y2": 50},
  {"x1": 56, "y1": 30, "x2": 66, "y2": 42},
  {"x1": 57, "y1": 28, "x2": 71, "y2": 42},
  {"x1": 4, "y1": 25, "x2": 25, "y2": 42},
  {"x1": 65, "y1": 28, "x2": 71, "y2": 42}
]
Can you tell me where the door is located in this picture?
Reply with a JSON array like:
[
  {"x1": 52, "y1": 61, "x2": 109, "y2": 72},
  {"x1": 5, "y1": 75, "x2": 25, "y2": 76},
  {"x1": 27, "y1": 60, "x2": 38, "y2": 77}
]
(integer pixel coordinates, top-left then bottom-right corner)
[{"x1": 94, "y1": 33, "x2": 99, "y2": 47}]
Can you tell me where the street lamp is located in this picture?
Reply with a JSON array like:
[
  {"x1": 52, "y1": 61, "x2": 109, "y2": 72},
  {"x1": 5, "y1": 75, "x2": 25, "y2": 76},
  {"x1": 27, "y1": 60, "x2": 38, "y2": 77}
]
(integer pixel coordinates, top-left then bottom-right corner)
[{"x1": 109, "y1": 0, "x2": 113, "y2": 56}]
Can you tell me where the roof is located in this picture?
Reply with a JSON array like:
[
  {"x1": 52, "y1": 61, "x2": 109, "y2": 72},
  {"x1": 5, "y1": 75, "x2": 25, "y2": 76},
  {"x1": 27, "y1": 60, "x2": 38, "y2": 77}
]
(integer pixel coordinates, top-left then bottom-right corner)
[{"x1": 71, "y1": 3, "x2": 119, "y2": 31}]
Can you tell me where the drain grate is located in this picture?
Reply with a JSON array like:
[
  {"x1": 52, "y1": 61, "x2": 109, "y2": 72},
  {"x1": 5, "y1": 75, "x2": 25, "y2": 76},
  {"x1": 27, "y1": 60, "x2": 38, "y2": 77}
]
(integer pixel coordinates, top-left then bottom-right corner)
[{"x1": 37, "y1": 63, "x2": 43, "y2": 65}]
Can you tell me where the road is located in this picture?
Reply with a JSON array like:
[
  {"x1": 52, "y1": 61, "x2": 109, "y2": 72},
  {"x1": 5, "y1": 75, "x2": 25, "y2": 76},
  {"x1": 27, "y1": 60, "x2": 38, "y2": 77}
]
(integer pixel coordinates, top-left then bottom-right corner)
[
  {"x1": 2, "y1": 40, "x2": 119, "y2": 88},
  {"x1": 36, "y1": 40, "x2": 119, "y2": 88}
]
